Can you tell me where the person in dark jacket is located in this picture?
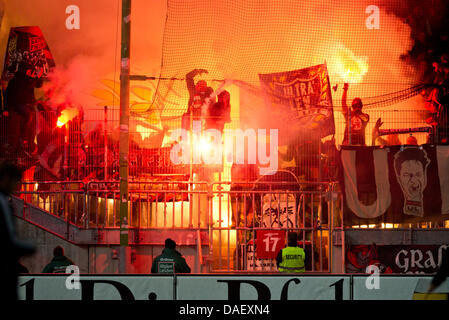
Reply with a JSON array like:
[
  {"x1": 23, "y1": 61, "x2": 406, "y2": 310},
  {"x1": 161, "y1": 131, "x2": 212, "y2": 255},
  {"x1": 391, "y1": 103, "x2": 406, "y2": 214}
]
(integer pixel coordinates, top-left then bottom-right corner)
[
  {"x1": 206, "y1": 90, "x2": 231, "y2": 133},
  {"x1": 151, "y1": 238, "x2": 191, "y2": 273},
  {"x1": 4, "y1": 64, "x2": 43, "y2": 155},
  {"x1": 0, "y1": 161, "x2": 36, "y2": 300},
  {"x1": 428, "y1": 249, "x2": 449, "y2": 294},
  {"x1": 186, "y1": 68, "x2": 213, "y2": 112},
  {"x1": 42, "y1": 246, "x2": 75, "y2": 273}
]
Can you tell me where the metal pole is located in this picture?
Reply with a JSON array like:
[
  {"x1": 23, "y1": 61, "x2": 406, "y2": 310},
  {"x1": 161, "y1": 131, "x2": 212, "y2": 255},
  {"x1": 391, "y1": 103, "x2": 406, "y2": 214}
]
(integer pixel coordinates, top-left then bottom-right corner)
[
  {"x1": 64, "y1": 124, "x2": 68, "y2": 180},
  {"x1": 104, "y1": 106, "x2": 108, "y2": 181},
  {"x1": 119, "y1": 0, "x2": 131, "y2": 273}
]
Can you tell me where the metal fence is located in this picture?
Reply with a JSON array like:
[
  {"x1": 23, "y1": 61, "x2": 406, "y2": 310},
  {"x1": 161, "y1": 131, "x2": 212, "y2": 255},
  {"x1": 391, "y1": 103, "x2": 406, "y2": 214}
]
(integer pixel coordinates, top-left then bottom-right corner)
[
  {"x1": 209, "y1": 181, "x2": 340, "y2": 272},
  {"x1": 2, "y1": 107, "x2": 447, "y2": 184},
  {"x1": 16, "y1": 180, "x2": 342, "y2": 273}
]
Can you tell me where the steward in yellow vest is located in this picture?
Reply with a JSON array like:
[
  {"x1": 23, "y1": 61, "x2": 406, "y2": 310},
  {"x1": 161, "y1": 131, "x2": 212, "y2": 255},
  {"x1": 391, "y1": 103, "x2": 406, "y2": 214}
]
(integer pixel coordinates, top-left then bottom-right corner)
[{"x1": 276, "y1": 233, "x2": 305, "y2": 273}]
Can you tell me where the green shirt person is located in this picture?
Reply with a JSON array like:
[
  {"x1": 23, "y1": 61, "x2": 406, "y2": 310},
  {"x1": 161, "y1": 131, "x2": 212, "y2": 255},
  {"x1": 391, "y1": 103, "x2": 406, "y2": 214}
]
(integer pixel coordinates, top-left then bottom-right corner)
[
  {"x1": 276, "y1": 233, "x2": 306, "y2": 273},
  {"x1": 151, "y1": 238, "x2": 191, "y2": 274},
  {"x1": 42, "y1": 246, "x2": 75, "y2": 273}
]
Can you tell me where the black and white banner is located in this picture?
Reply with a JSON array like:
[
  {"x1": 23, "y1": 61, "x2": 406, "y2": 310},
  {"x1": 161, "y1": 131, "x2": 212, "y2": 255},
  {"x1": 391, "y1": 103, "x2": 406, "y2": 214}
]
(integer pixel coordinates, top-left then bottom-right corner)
[{"x1": 340, "y1": 145, "x2": 449, "y2": 225}]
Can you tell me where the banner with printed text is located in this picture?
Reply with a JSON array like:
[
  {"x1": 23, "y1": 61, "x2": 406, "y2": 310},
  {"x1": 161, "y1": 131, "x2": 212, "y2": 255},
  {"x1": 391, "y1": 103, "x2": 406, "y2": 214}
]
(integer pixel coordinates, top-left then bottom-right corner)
[
  {"x1": 259, "y1": 64, "x2": 335, "y2": 138},
  {"x1": 346, "y1": 244, "x2": 448, "y2": 274},
  {"x1": 2, "y1": 26, "x2": 55, "y2": 81}
]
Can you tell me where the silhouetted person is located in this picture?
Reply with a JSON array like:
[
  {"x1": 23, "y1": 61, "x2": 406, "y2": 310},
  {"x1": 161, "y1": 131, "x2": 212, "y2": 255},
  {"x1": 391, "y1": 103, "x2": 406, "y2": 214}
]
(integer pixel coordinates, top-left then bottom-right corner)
[
  {"x1": 186, "y1": 68, "x2": 213, "y2": 112},
  {"x1": 342, "y1": 83, "x2": 369, "y2": 146},
  {"x1": 42, "y1": 246, "x2": 75, "y2": 273},
  {"x1": 151, "y1": 238, "x2": 191, "y2": 273},
  {"x1": 206, "y1": 90, "x2": 231, "y2": 133},
  {"x1": 183, "y1": 69, "x2": 214, "y2": 131},
  {"x1": 0, "y1": 161, "x2": 36, "y2": 300},
  {"x1": 4, "y1": 64, "x2": 43, "y2": 156}
]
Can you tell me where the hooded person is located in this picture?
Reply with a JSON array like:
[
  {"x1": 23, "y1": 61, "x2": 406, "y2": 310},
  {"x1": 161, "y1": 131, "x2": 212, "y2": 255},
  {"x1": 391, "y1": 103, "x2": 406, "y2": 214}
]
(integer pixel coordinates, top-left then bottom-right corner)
[{"x1": 151, "y1": 238, "x2": 191, "y2": 273}]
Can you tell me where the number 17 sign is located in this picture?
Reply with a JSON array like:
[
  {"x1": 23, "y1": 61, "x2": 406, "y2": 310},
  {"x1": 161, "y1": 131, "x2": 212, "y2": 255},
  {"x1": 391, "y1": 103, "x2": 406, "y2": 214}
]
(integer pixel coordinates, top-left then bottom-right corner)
[{"x1": 256, "y1": 230, "x2": 286, "y2": 259}]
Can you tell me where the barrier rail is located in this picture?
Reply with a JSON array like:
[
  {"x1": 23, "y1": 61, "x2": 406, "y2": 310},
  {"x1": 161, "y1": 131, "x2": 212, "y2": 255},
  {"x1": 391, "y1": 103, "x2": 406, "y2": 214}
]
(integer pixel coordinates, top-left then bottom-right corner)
[
  {"x1": 209, "y1": 181, "x2": 338, "y2": 272},
  {"x1": 15, "y1": 180, "x2": 342, "y2": 273}
]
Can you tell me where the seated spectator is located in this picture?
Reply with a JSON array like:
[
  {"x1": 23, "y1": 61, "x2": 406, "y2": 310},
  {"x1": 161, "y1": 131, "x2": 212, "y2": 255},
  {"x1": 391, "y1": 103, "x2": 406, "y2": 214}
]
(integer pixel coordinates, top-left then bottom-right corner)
[
  {"x1": 42, "y1": 246, "x2": 75, "y2": 273},
  {"x1": 151, "y1": 238, "x2": 191, "y2": 274}
]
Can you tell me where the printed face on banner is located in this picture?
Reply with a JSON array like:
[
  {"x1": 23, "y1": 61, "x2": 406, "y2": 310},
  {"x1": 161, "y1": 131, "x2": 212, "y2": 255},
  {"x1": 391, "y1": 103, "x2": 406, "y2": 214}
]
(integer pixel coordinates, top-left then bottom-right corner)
[
  {"x1": 261, "y1": 193, "x2": 297, "y2": 228},
  {"x1": 393, "y1": 147, "x2": 430, "y2": 217}
]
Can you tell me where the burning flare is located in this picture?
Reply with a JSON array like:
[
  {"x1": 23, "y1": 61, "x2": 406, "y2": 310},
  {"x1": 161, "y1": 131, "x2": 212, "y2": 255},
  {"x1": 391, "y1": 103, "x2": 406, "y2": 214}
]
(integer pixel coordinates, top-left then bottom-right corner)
[
  {"x1": 333, "y1": 46, "x2": 368, "y2": 84},
  {"x1": 57, "y1": 107, "x2": 79, "y2": 127}
]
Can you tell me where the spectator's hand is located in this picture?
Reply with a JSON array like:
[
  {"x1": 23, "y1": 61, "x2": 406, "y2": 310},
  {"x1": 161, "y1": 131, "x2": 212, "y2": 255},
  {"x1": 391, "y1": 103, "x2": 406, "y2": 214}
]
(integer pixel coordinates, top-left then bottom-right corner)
[
  {"x1": 374, "y1": 117, "x2": 383, "y2": 130},
  {"x1": 343, "y1": 83, "x2": 349, "y2": 91},
  {"x1": 373, "y1": 118, "x2": 383, "y2": 140}
]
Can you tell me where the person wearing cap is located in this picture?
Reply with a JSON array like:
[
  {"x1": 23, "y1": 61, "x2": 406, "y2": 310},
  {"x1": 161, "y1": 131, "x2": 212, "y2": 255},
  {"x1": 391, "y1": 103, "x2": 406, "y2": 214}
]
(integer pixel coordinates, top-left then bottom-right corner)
[
  {"x1": 342, "y1": 82, "x2": 370, "y2": 146},
  {"x1": 276, "y1": 233, "x2": 306, "y2": 273},
  {"x1": 151, "y1": 238, "x2": 191, "y2": 274}
]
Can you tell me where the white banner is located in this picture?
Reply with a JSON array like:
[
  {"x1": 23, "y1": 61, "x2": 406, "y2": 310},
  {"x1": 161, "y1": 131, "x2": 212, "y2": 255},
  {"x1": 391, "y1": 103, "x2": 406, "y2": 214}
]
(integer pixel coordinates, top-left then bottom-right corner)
[
  {"x1": 18, "y1": 275, "x2": 173, "y2": 300},
  {"x1": 353, "y1": 276, "x2": 449, "y2": 300},
  {"x1": 18, "y1": 275, "x2": 449, "y2": 300},
  {"x1": 176, "y1": 276, "x2": 350, "y2": 300}
]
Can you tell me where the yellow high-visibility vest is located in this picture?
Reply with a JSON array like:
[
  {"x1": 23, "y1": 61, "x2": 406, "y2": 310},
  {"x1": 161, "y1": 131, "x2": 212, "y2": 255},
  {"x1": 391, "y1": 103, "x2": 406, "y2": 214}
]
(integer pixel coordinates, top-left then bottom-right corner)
[{"x1": 278, "y1": 246, "x2": 305, "y2": 273}]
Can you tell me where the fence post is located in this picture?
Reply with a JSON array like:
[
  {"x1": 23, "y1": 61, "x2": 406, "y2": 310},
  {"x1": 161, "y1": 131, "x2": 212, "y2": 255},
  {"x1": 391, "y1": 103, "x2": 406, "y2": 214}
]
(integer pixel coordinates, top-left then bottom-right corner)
[
  {"x1": 85, "y1": 182, "x2": 89, "y2": 229},
  {"x1": 104, "y1": 105, "x2": 108, "y2": 181}
]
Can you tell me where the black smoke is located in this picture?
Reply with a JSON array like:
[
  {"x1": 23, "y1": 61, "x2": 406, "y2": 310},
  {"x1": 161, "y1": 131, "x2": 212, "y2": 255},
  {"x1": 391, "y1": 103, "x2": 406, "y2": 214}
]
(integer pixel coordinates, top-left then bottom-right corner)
[{"x1": 383, "y1": 0, "x2": 449, "y2": 84}]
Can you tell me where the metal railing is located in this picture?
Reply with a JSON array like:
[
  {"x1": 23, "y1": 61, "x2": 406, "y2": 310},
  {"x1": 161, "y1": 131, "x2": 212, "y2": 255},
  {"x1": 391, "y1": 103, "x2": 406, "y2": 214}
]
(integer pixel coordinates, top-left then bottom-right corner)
[
  {"x1": 15, "y1": 180, "x2": 341, "y2": 273},
  {"x1": 209, "y1": 181, "x2": 339, "y2": 272}
]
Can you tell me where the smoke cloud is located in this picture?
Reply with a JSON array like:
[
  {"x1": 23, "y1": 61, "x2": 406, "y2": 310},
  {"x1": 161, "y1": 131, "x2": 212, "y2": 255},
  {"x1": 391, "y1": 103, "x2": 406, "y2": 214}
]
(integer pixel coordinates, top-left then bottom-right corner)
[
  {"x1": 0, "y1": 0, "x2": 166, "y2": 114},
  {"x1": 0, "y1": 0, "x2": 442, "y2": 146}
]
